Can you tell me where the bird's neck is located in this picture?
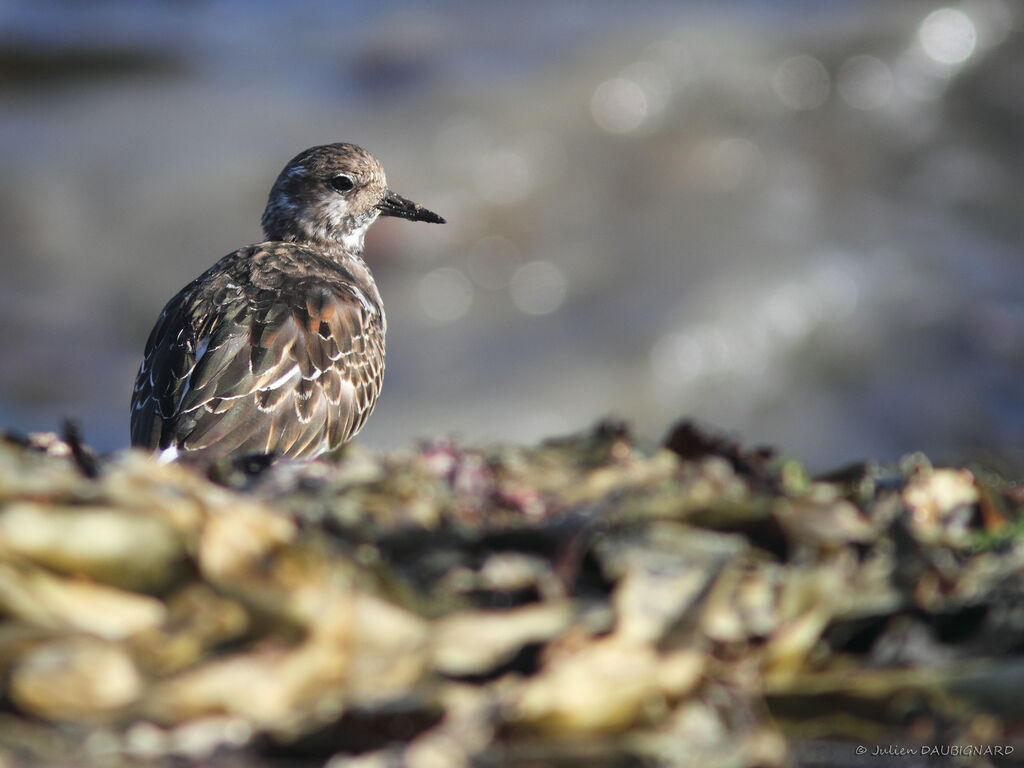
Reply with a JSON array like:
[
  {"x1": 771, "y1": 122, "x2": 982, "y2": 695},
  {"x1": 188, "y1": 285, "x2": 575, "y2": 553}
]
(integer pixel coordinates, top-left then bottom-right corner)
[
  {"x1": 288, "y1": 233, "x2": 376, "y2": 278},
  {"x1": 261, "y1": 204, "x2": 378, "y2": 260},
  {"x1": 262, "y1": 227, "x2": 366, "y2": 257},
  {"x1": 336, "y1": 218, "x2": 373, "y2": 254}
]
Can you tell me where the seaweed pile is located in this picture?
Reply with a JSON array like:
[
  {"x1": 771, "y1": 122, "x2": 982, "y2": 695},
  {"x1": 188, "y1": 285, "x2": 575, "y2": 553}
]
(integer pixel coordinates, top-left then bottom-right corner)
[{"x1": 0, "y1": 421, "x2": 1021, "y2": 767}]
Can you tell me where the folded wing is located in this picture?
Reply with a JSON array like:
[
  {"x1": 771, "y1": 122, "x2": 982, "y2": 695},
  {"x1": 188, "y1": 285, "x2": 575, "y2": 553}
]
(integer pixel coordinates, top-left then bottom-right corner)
[{"x1": 131, "y1": 279, "x2": 384, "y2": 459}]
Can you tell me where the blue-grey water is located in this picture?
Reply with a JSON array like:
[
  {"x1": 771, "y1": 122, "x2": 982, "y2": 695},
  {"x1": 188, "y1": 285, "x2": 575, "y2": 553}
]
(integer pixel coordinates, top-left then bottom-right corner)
[{"x1": 1, "y1": 0, "x2": 1022, "y2": 472}]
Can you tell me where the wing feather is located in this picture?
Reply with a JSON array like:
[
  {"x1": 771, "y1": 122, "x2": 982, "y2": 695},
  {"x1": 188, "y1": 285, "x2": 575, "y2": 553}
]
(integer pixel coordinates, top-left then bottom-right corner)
[{"x1": 131, "y1": 264, "x2": 384, "y2": 460}]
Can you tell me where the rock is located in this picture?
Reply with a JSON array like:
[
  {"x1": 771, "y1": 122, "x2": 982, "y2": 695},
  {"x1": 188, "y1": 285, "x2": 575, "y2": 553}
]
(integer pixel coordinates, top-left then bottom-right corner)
[
  {"x1": 0, "y1": 562, "x2": 166, "y2": 639},
  {"x1": 9, "y1": 637, "x2": 142, "y2": 723},
  {"x1": 0, "y1": 503, "x2": 186, "y2": 593},
  {"x1": 432, "y1": 601, "x2": 574, "y2": 676},
  {"x1": 510, "y1": 634, "x2": 704, "y2": 735}
]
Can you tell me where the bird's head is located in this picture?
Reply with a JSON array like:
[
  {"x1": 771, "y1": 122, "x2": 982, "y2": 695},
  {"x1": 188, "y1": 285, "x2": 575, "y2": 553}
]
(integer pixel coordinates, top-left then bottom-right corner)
[{"x1": 261, "y1": 143, "x2": 444, "y2": 252}]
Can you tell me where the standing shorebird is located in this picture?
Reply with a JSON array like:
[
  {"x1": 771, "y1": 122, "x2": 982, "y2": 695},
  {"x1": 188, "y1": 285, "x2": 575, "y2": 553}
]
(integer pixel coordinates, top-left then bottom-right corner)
[{"x1": 130, "y1": 143, "x2": 444, "y2": 461}]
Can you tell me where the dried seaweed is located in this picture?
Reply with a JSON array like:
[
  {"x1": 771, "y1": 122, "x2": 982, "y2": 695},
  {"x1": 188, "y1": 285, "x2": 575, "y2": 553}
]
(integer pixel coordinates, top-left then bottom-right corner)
[{"x1": 0, "y1": 423, "x2": 1021, "y2": 767}]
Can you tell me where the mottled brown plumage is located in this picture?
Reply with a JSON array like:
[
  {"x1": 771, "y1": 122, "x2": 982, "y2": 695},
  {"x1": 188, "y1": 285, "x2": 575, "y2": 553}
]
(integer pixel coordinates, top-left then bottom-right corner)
[{"x1": 130, "y1": 143, "x2": 444, "y2": 461}]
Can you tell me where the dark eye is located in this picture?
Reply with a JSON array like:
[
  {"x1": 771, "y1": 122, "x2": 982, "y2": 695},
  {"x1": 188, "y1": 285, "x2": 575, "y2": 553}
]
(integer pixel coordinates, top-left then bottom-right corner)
[{"x1": 329, "y1": 174, "x2": 355, "y2": 193}]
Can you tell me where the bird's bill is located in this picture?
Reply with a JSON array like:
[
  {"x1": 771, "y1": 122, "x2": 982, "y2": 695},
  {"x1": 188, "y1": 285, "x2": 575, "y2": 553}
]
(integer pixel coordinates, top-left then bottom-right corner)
[{"x1": 377, "y1": 191, "x2": 445, "y2": 224}]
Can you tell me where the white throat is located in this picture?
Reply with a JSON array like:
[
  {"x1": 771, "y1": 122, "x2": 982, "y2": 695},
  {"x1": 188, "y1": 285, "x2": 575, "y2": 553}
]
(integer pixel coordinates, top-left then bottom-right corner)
[{"x1": 340, "y1": 217, "x2": 374, "y2": 253}]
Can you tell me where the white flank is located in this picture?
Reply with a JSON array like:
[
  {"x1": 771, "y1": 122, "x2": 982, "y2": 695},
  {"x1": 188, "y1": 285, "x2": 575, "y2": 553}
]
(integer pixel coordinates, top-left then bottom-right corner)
[{"x1": 157, "y1": 445, "x2": 180, "y2": 465}]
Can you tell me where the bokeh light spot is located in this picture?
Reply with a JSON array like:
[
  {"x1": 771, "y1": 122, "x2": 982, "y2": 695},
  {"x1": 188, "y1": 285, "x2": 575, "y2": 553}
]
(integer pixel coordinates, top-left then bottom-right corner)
[
  {"x1": 773, "y1": 55, "x2": 831, "y2": 111},
  {"x1": 650, "y1": 331, "x2": 705, "y2": 386},
  {"x1": 510, "y1": 261, "x2": 567, "y2": 315},
  {"x1": 591, "y1": 77, "x2": 649, "y2": 134},
  {"x1": 418, "y1": 267, "x2": 473, "y2": 324},
  {"x1": 919, "y1": 8, "x2": 977, "y2": 65}
]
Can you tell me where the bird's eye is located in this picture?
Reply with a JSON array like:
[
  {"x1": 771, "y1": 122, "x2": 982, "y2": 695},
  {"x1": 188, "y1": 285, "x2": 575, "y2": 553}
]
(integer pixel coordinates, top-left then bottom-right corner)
[{"x1": 329, "y1": 174, "x2": 355, "y2": 193}]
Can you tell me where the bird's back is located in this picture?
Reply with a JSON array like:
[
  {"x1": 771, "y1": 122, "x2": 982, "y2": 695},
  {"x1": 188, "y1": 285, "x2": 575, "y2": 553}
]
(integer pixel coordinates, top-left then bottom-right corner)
[{"x1": 130, "y1": 242, "x2": 386, "y2": 460}]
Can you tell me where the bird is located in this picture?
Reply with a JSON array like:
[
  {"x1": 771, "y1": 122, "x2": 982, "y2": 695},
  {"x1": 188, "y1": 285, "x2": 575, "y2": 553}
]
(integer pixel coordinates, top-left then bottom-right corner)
[{"x1": 130, "y1": 143, "x2": 444, "y2": 462}]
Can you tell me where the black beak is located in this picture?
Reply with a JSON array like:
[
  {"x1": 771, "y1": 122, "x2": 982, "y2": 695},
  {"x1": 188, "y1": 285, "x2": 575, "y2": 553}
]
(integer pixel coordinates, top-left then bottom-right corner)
[{"x1": 377, "y1": 190, "x2": 445, "y2": 224}]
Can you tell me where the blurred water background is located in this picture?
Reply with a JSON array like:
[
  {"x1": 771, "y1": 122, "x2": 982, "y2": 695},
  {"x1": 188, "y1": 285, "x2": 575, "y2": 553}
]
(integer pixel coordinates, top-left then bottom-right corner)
[{"x1": 0, "y1": 0, "x2": 1021, "y2": 473}]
